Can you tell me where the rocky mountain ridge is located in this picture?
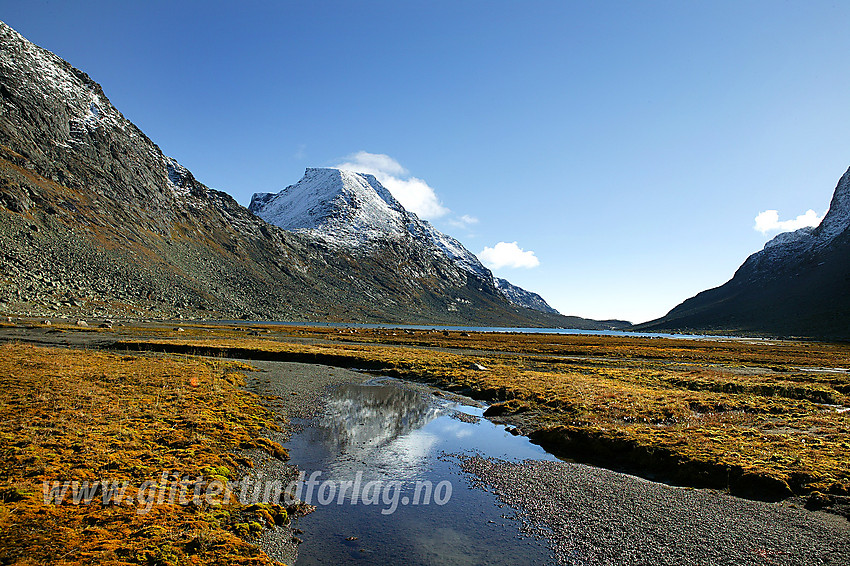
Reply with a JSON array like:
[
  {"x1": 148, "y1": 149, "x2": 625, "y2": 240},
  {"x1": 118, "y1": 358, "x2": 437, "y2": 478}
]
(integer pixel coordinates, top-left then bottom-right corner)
[
  {"x1": 494, "y1": 278, "x2": 560, "y2": 315},
  {"x1": 746, "y1": 167, "x2": 850, "y2": 268}
]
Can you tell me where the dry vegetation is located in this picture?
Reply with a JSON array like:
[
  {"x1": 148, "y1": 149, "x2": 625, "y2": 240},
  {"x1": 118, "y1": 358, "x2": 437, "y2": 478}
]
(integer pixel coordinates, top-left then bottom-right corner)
[
  {"x1": 3, "y1": 324, "x2": 848, "y2": 564},
  {"x1": 116, "y1": 327, "x2": 850, "y2": 500},
  {"x1": 0, "y1": 343, "x2": 290, "y2": 566}
]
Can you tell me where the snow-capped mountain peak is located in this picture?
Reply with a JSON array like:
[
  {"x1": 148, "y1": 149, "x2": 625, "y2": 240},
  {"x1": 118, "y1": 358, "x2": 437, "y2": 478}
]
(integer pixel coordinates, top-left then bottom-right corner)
[
  {"x1": 250, "y1": 168, "x2": 408, "y2": 247},
  {"x1": 250, "y1": 167, "x2": 559, "y2": 314},
  {"x1": 759, "y1": 166, "x2": 850, "y2": 256},
  {"x1": 251, "y1": 167, "x2": 492, "y2": 277}
]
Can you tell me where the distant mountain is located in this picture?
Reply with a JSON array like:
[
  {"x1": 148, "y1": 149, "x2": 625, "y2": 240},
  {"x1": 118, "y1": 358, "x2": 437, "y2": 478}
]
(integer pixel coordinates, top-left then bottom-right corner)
[
  {"x1": 0, "y1": 20, "x2": 621, "y2": 329},
  {"x1": 638, "y1": 166, "x2": 850, "y2": 339},
  {"x1": 249, "y1": 167, "x2": 492, "y2": 278},
  {"x1": 250, "y1": 168, "x2": 585, "y2": 318}
]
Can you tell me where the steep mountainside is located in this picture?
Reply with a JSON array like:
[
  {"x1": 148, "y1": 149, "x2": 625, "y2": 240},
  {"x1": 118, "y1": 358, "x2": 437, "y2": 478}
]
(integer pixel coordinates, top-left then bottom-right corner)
[
  {"x1": 494, "y1": 278, "x2": 560, "y2": 315},
  {"x1": 0, "y1": 21, "x2": 617, "y2": 328},
  {"x1": 638, "y1": 166, "x2": 850, "y2": 339}
]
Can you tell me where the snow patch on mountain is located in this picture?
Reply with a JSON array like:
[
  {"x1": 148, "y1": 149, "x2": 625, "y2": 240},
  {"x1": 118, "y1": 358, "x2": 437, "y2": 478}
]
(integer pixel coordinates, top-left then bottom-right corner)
[
  {"x1": 411, "y1": 219, "x2": 491, "y2": 279},
  {"x1": 759, "y1": 166, "x2": 850, "y2": 255},
  {"x1": 494, "y1": 278, "x2": 560, "y2": 315},
  {"x1": 165, "y1": 157, "x2": 194, "y2": 197}
]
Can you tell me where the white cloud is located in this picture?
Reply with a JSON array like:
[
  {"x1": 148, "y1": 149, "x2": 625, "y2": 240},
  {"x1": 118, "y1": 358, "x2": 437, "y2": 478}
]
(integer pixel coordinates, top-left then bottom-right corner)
[
  {"x1": 479, "y1": 241, "x2": 540, "y2": 269},
  {"x1": 338, "y1": 151, "x2": 407, "y2": 176},
  {"x1": 754, "y1": 209, "x2": 823, "y2": 234},
  {"x1": 335, "y1": 151, "x2": 449, "y2": 219}
]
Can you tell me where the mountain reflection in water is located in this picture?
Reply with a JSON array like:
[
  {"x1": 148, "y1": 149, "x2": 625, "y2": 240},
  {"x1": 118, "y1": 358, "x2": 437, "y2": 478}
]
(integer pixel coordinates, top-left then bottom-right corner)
[
  {"x1": 286, "y1": 377, "x2": 558, "y2": 565},
  {"x1": 305, "y1": 382, "x2": 444, "y2": 481}
]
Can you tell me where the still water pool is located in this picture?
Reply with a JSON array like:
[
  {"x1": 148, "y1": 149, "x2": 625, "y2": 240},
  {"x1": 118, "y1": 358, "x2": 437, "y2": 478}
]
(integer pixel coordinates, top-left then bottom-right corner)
[{"x1": 286, "y1": 377, "x2": 558, "y2": 565}]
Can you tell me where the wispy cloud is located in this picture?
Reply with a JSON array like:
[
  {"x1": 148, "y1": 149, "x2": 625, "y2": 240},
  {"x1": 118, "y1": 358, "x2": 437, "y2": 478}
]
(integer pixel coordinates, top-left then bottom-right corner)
[
  {"x1": 754, "y1": 209, "x2": 823, "y2": 234},
  {"x1": 446, "y1": 214, "x2": 479, "y2": 229},
  {"x1": 479, "y1": 241, "x2": 540, "y2": 269},
  {"x1": 335, "y1": 151, "x2": 449, "y2": 219},
  {"x1": 294, "y1": 143, "x2": 307, "y2": 160}
]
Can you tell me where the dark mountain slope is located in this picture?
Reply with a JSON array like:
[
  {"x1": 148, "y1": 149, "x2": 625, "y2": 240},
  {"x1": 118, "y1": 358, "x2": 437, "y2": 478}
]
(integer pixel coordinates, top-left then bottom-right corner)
[{"x1": 637, "y1": 167, "x2": 850, "y2": 339}]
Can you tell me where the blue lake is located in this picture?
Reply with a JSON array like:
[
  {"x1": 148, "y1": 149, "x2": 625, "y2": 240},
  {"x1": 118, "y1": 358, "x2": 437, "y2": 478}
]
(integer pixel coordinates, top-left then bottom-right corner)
[{"x1": 223, "y1": 319, "x2": 734, "y2": 340}]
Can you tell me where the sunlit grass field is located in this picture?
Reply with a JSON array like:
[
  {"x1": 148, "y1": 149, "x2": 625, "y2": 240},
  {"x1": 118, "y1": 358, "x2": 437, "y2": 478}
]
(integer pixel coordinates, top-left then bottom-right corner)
[
  {"x1": 0, "y1": 343, "x2": 289, "y2": 565},
  {"x1": 116, "y1": 325, "x2": 850, "y2": 499}
]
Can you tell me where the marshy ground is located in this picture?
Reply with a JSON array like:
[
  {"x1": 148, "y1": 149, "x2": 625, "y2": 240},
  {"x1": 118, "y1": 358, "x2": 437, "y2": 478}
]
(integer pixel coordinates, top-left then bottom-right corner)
[{"x1": 1, "y1": 319, "x2": 849, "y2": 564}]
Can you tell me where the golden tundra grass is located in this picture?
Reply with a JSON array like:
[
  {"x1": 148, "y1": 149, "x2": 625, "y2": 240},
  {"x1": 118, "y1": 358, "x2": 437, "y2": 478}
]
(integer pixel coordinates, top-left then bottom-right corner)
[
  {"x1": 117, "y1": 328, "x2": 850, "y2": 497},
  {"x1": 0, "y1": 343, "x2": 288, "y2": 566}
]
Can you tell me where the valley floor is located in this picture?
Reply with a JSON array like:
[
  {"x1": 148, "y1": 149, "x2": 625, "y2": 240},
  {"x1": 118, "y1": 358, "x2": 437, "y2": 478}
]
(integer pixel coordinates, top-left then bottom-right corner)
[{"x1": 1, "y1": 319, "x2": 849, "y2": 564}]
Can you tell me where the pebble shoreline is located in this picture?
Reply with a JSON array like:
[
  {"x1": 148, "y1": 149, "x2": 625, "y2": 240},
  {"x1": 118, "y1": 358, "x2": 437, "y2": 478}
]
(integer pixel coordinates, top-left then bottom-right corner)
[{"x1": 458, "y1": 455, "x2": 850, "y2": 566}]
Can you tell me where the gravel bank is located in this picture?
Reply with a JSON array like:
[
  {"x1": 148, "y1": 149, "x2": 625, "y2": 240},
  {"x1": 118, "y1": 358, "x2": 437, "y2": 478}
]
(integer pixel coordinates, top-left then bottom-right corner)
[
  {"x1": 457, "y1": 455, "x2": 850, "y2": 566},
  {"x1": 243, "y1": 360, "x2": 372, "y2": 435}
]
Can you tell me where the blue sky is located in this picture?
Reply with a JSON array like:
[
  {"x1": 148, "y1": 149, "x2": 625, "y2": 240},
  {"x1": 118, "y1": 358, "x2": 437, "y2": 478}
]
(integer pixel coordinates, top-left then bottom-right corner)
[{"x1": 4, "y1": 1, "x2": 850, "y2": 323}]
